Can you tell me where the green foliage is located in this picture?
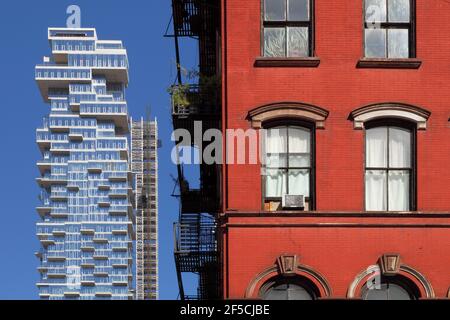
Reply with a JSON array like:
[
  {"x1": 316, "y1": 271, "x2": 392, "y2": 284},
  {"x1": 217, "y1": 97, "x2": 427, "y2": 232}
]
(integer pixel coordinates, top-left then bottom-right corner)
[
  {"x1": 168, "y1": 84, "x2": 191, "y2": 107},
  {"x1": 168, "y1": 66, "x2": 222, "y2": 108}
]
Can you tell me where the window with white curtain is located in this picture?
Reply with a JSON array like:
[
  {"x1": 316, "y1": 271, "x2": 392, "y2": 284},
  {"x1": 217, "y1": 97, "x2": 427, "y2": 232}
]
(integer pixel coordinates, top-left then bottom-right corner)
[
  {"x1": 365, "y1": 124, "x2": 414, "y2": 211},
  {"x1": 264, "y1": 125, "x2": 313, "y2": 205}
]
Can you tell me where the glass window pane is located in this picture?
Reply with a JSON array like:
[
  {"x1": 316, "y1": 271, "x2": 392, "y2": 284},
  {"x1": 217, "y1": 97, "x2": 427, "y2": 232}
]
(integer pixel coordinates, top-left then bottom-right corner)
[
  {"x1": 264, "y1": 28, "x2": 286, "y2": 57},
  {"x1": 388, "y1": 170, "x2": 410, "y2": 211},
  {"x1": 287, "y1": 284, "x2": 313, "y2": 300},
  {"x1": 366, "y1": 127, "x2": 388, "y2": 168},
  {"x1": 288, "y1": 169, "x2": 309, "y2": 196},
  {"x1": 388, "y1": 29, "x2": 409, "y2": 58},
  {"x1": 264, "y1": 288, "x2": 287, "y2": 300},
  {"x1": 288, "y1": 127, "x2": 310, "y2": 153},
  {"x1": 388, "y1": 0, "x2": 410, "y2": 22},
  {"x1": 267, "y1": 154, "x2": 287, "y2": 167},
  {"x1": 266, "y1": 127, "x2": 287, "y2": 153},
  {"x1": 288, "y1": 126, "x2": 310, "y2": 167},
  {"x1": 264, "y1": 283, "x2": 313, "y2": 300},
  {"x1": 287, "y1": 27, "x2": 309, "y2": 57},
  {"x1": 389, "y1": 127, "x2": 411, "y2": 168},
  {"x1": 387, "y1": 283, "x2": 412, "y2": 300},
  {"x1": 365, "y1": 0, "x2": 387, "y2": 22},
  {"x1": 265, "y1": 169, "x2": 287, "y2": 197},
  {"x1": 363, "y1": 284, "x2": 389, "y2": 300},
  {"x1": 289, "y1": 154, "x2": 310, "y2": 167},
  {"x1": 365, "y1": 28, "x2": 387, "y2": 58},
  {"x1": 365, "y1": 170, "x2": 387, "y2": 211},
  {"x1": 264, "y1": 0, "x2": 286, "y2": 21},
  {"x1": 288, "y1": 0, "x2": 309, "y2": 21},
  {"x1": 364, "y1": 282, "x2": 413, "y2": 300}
]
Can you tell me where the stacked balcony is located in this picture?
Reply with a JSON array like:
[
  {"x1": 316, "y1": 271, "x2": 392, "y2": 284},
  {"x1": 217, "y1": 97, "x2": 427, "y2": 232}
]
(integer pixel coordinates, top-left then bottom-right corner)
[{"x1": 35, "y1": 27, "x2": 133, "y2": 300}]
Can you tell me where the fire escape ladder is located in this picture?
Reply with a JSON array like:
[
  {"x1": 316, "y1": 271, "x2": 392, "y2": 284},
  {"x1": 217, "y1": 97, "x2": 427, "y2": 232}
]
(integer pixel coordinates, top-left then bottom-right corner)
[{"x1": 170, "y1": 0, "x2": 222, "y2": 300}]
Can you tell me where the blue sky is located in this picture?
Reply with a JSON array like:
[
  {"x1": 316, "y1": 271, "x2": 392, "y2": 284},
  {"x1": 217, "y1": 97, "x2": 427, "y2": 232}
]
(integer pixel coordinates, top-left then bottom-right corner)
[{"x1": 0, "y1": 0, "x2": 199, "y2": 299}]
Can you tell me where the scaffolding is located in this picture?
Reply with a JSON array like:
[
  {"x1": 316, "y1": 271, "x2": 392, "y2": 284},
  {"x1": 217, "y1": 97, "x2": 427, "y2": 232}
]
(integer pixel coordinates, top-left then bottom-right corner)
[
  {"x1": 168, "y1": 0, "x2": 222, "y2": 300},
  {"x1": 131, "y1": 117, "x2": 159, "y2": 300}
]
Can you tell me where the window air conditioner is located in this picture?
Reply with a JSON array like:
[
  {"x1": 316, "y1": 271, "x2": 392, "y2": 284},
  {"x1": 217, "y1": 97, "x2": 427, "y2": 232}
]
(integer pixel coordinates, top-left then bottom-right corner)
[{"x1": 282, "y1": 194, "x2": 304, "y2": 209}]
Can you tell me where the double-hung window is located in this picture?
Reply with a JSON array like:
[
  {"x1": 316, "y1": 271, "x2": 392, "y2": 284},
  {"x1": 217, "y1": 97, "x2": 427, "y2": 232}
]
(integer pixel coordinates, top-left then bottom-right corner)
[
  {"x1": 264, "y1": 124, "x2": 314, "y2": 209},
  {"x1": 263, "y1": 0, "x2": 314, "y2": 57},
  {"x1": 364, "y1": 0, "x2": 415, "y2": 58},
  {"x1": 365, "y1": 122, "x2": 415, "y2": 211}
]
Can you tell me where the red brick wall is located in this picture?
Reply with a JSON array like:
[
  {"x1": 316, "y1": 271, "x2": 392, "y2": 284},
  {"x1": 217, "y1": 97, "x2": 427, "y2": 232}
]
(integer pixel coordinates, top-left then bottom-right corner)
[
  {"x1": 221, "y1": 0, "x2": 450, "y2": 298},
  {"x1": 222, "y1": 215, "x2": 450, "y2": 298},
  {"x1": 223, "y1": 0, "x2": 450, "y2": 212}
]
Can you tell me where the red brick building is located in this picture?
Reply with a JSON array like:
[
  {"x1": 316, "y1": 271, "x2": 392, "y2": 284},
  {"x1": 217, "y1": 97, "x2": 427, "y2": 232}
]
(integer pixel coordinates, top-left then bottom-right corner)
[{"x1": 220, "y1": 0, "x2": 450, "y2": 300}]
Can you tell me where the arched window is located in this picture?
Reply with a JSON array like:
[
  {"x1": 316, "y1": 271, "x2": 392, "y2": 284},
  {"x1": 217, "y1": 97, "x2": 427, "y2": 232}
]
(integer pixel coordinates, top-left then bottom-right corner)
[
  {"x1": 365, "y1": 120, "x2": 415, "y2": 211},
  {"x1": 362, "y1": 275, "x2": 420, "y2": 300},
  {"x1": 263, "y1": 121, "x2": 315, "y2": 210},
  {"x1": 260, "y1": 277, "x2": 319, "y2": 300}
]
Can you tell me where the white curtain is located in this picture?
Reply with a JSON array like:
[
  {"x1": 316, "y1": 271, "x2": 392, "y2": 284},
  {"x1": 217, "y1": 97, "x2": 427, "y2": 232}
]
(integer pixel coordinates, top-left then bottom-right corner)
[
  {"x1": 288, "y1": 127, "x2": 310, "y2": 167},
  {"x1": 265, "y1": 126, "x2": 311, "y2": 197},
  {"x1": 388, "y1": 171, "x2": 410, "y2": 211},
  {"x1": 265, "y1": 127, "x2": 287, "y2": 167},
  {"x1": 288, "y1": 169, "x2": 310, "y2": 197},
  {"x1": 389, "y1": 127, "x2": 411, "y2": 168},
  {"x1": 365, "y1": 170, "x2": 387, "y2": 211},
  {"x1": 366, "y1": 127, "x2": 387, "y2": 167},
  {"x1": 266, "y1": 127, "x2": 287, "y2": 153},
  {"x1": 265, "y1": 169, "x2": 287, "y2": 197}
]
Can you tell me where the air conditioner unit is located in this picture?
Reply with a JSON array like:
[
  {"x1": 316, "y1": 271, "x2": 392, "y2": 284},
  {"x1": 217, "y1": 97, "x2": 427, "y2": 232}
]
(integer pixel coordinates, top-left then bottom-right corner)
[{"x1": 282, "y1": 194, "x2": 304, "y2": 209}]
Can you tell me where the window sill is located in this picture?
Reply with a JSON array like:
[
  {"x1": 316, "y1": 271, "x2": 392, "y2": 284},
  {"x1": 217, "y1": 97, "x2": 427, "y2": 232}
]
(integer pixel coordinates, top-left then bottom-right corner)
[
  {"x1": 357, "y1": 58, "x2": 422, "y2": 69},
  {"x1": 254, "y1": 57, "x2": 320, "y2": 68}
]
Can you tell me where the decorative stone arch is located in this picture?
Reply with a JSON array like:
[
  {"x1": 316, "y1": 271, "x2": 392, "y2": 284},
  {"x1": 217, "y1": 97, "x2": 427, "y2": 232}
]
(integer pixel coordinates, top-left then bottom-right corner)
[
  {"x1": 347, "y1": 254, "x2": 435, "y2": 299},
  {"x1": 349, "y1": 102, "x2": 431, "y2": 130},
  {"x1": 245, "y1": 254, "x2": 332, "y2": 299},
  {"x1": 247, "y1": 102, "x2": 329, "y2": 129}
]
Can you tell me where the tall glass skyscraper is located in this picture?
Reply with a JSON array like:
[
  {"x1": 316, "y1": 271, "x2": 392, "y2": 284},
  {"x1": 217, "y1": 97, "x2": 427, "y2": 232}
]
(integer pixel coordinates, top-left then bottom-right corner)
[{"x1": 35, "y1": 28, "x2": 134, "y2": 300}]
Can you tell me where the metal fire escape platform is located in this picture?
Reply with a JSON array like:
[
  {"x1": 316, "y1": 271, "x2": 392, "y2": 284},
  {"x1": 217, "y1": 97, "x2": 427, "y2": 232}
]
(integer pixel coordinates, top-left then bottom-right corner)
[{"x1": 168, "y1": 0, "x2": 222, "y2": 300}]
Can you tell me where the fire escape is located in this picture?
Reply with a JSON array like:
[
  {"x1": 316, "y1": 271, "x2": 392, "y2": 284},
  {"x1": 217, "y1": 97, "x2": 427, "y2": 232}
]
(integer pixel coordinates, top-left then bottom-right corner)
[{"x1": 168, "y1": 0, "x2": 221, "y2": 300}]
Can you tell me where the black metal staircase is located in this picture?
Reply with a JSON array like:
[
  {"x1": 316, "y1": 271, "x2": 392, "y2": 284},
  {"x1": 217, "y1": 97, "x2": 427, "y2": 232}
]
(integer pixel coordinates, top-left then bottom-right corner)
[{"x1": 169, "y1": 0, "x2": 222, "y2": 300}]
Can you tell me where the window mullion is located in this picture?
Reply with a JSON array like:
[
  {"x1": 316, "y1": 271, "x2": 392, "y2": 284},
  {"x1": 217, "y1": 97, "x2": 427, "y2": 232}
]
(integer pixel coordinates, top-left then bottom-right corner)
[
  {"x1": 386, "y1": 126, "x2": 390, "y2": 211},
  {"x1": 286, "y1": 126, "x2": 290, "y2": 194},
  {"x1": 285, "y1": 0, "x2": 288, "y2": 57}
]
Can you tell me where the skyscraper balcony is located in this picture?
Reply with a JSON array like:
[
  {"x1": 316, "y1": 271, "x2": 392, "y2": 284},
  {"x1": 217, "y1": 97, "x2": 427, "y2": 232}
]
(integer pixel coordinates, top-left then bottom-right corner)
[
  {"x1": 47, "y1": 252, "x2": 66, "y2": 262},
  {"x1": 80, "y1": 228, "x2": 95, "y2": 235},
  {"x1": 36, "y1": 66, "x2": 92, "y2": 102},
  {"x1": 36, "y1": 130, "x2": 52, "y2": 152},
  {"x1": 64, "y1": 292, "x2": 80, "y2": 298},
  {"x1": 36, "y1": 175, "x2": 68, "y2": 188},
  {"x1": 68, "y1": 133, "x2": 84, "y2": 142},
  {"x1": 36, "y1": 160, "x2": 52, "y2": 175},
  {"x1": 47, "y1": 268, "x2": 67, "y2": 279},
  {"x1": 50, "y1": 191, "x2": 68, "y2": 202},
  {"x1": 79, "y1": 102, "x2": 128, "y2": 131},
  {"x1": 108, "y1": 188, "x2": 129, "y2": 199},
  {"x1": 109, "y1": 205, "x2": 133, "y2": 219},
  {"x1": 81, "y1": 258, "x2": 96, "y2": 268},
  {"x1": 36, "y1": 225, "x2": 52, "y2": 239},
  {"x1": 36, "y1": 206, "x2": 51, "y2": 218}
]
